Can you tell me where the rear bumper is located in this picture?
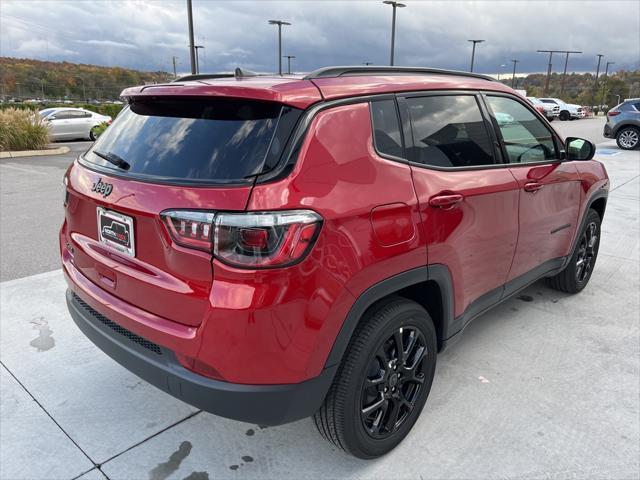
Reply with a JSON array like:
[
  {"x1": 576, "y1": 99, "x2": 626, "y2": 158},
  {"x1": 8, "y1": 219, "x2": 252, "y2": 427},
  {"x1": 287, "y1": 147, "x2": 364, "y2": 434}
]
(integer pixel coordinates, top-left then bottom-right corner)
[
  {"x1": 603, "y1": 123, "x2": 614, "y2": 138},
  {"x1": 66, "y1": 289, "x2": 336, "y2": 426}
]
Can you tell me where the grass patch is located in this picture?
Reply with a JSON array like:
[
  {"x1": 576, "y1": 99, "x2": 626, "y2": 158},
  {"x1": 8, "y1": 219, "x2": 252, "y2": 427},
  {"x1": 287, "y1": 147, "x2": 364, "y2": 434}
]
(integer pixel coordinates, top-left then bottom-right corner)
[{"x1": 0, "y1": 108, "x2": 51, "y2": 151}]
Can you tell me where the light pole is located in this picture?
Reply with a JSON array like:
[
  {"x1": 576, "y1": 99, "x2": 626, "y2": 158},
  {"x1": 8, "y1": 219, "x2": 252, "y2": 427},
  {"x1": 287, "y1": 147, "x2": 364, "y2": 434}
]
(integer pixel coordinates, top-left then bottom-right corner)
[
  {"x1": 468, "y1": 39, "x2": 485, "y2": 72},
  {"x1": 194, "y1": 45, "x2": 204, "y2": 74},
  {"x1": 383, "y1": 1, "x2": 406, "y2": 66},
  {"x1": 268, "y1": 20, "x2": 291, "y2": 75},
  {"x1": 497, "y1": 64, "x2": 506, "y2": 81},
  {"x1": 600, "y1": 61, "x2": 615, "y2": 110},
  {"x1": 591, "y1": 54, "x2": 604, "y2": 110},
  {"x1": 40, "y1": 79, "x2": 45, "y2": 100},
  {"x1": 187, "y1": 0, "x2": 196, "y2": 74},
  {"x1": 16, "y1": 82, "x2": 21, "y2": 99},
  {"x1": 510, "y1": 59, "x2": 519, "y2": 88},
  {"x1": 283, "y1": 55, "x2": 296, "y2": 74},
  {"x1": 172, "y1": 56, "x2": 179, "y2": 78},
  {"x1": 559, "y1": 50, "x2": 581, "y2": 94}
]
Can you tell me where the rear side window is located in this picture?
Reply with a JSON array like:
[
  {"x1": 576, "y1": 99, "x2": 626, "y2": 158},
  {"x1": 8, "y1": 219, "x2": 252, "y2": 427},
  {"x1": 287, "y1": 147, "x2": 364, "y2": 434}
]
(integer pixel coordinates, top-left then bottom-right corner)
[
  {"x1": 83, "y1": 99, "x2": 300, "y2": 184},
  {"x1": 406, "y1": 95, "x2": 495, "y2": 168},
  {"x1": 371, "y1": 100, "x2": 403, "y2": 158}
]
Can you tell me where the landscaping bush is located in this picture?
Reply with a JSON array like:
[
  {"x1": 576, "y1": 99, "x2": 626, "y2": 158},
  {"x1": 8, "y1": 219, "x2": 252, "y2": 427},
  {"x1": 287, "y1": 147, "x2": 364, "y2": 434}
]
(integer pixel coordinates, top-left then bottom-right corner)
[
  {"x1": 0, "y1": 108, "x2": 51, "y2": 152},
  {"x1": 92, "y1": 122, "x2": 110, "y2": 139}
]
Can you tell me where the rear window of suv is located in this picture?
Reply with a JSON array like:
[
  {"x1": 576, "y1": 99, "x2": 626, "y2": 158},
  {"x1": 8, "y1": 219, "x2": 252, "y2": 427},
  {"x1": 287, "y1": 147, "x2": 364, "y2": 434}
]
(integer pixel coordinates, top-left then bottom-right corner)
[{"x1": 82, "y1": 98, "x2": 300, "y2": 184}]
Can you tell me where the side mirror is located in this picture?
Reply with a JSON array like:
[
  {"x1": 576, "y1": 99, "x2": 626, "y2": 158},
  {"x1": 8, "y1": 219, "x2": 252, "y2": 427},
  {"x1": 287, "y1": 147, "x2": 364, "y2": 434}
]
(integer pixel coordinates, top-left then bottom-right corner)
[{"x1": 565, "y1": 137, "x2": 595, "y2": 161}]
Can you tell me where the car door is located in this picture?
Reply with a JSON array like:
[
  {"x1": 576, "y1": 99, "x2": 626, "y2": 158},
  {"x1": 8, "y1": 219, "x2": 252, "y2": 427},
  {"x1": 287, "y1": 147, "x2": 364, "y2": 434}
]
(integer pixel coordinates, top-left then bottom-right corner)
[
  {"x1": 47, "y1": 110, "x2": 73, "y2": 139},
  {"x1": 398, "y1": 92, "x2": 520, "y2": 332},
  {"x1": 483, "y1": 94, "x2": 581, "y2": 292},
  {"x1": 67, "y1": 110, "x2": 91, "y2": 138}
]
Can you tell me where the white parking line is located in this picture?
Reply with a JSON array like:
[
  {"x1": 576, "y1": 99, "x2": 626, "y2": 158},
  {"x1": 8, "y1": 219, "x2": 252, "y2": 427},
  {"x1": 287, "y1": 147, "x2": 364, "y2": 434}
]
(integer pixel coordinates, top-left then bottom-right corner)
[{"x1": 0, "y1": 164, "x2": 48, "y2": 175}]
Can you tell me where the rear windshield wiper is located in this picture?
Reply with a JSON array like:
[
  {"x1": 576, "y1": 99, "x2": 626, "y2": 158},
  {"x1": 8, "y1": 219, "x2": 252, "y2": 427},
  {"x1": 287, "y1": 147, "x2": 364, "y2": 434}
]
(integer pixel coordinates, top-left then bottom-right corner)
[{"x1": 93, "y1": 150, "x2": 130, "y2": 171}]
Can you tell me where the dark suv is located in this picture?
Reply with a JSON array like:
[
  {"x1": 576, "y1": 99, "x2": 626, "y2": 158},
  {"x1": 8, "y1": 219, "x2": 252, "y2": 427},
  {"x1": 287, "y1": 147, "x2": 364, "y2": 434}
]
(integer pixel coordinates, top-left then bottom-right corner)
[
  {"x1": 61, "y1": 66, "x2": 609, "y2": 458},
  {"x1": 604, "y1": 98, "x2": 640, "y2": 150}
]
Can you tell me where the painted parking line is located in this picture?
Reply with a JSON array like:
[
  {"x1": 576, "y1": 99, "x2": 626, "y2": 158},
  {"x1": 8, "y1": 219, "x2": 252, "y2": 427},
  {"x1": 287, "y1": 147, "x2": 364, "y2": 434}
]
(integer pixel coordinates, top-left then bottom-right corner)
[{"x1": 0, "y1": 163, "x2": 48, "y2": 175}]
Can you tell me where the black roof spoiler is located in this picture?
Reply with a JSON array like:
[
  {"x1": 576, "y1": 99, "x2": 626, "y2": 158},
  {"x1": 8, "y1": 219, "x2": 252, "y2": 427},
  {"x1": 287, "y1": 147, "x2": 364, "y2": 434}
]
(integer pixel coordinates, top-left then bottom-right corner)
[
  {"x1": 173, "y1": 68, "x2": 260, "y2": 83},
  {"x1": 303, "y1": 66, "x2": 497, "y2": 82}
]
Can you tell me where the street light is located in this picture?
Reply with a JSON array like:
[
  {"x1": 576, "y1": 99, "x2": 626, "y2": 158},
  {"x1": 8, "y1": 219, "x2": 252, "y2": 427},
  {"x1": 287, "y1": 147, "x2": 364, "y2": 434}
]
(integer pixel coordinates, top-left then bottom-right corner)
[
  {"x1": 600, "y1": 61, "x2": 615, "y2": 110},
  {"x1": 283, "y1": 55, "x2": 296, "y2": 74},
  {"x1": 268, "y1": 20, "x2": 291, "y2": 75},
  {"x1": 468, "y1": 40, "x2": 485, "y2": 72},
  {"x1": 194, "y1": 45, "x2": 204, "y2": 74},
  {"x1": 383, "y1": 1, "x2": 406, "y2": 66},
  {"x1": 186, "y1": 0, "x2": 196, "y2": 74},
  {"x1": 497, "y1": 64, "x2": 506, "y2": 81},
  {"x1": 559, "y1": 50, "x2": 581, "y2": 94},
  {"x1": 510, "y1": 59, "x2": 519, "y2": 88},
  {"x1": 591, "y1": 54, "x2": 604, "y2": 110}
]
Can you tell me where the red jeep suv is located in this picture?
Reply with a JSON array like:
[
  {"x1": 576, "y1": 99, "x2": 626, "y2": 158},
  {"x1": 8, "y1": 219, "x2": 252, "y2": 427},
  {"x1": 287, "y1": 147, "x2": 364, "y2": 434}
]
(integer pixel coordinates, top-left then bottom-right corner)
[{"x1": 61, "y1": 66, "x2": 608, "y2": 458}]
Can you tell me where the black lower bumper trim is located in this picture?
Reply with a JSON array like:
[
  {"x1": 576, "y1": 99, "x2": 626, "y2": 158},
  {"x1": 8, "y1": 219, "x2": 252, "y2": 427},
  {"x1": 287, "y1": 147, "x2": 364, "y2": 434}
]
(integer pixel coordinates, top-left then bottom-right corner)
[{"x1": 66, "y1": 289, "x2": 336, "y2": 426}]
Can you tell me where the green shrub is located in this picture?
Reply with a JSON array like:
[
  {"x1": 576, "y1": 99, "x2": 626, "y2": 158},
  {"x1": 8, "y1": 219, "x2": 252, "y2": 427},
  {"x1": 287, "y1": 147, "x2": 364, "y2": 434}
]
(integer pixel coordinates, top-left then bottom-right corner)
[
  {"x1": 0, "y1": 108, "x2": 51, "y2": 151},
  {"x1": 92, "y1": 122, "x2": 110, "y2": 139}
]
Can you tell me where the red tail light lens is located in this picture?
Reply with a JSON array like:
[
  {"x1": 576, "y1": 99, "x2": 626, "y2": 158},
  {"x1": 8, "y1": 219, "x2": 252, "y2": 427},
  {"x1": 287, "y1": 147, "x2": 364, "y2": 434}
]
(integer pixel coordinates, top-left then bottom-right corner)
[
  {"x1": 607, "y1": 110, "x2": 621, "y2": 116},
  {"x1": 214, "y1": 210, "x2": 322, "y2": 268},
  {"x1": 161, "y1": 210, "x2": 215, "y2": 252},
  {"x1": 161, "y1": 209, "x2": 322, "y2": 267}
]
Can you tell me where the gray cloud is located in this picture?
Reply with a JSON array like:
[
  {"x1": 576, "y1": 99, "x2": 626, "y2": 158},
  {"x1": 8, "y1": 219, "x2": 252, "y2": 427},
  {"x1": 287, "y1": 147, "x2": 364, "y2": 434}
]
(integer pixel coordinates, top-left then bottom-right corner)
[{"x1": 1, "y1": 0, "x2": 638, "y2": 75}]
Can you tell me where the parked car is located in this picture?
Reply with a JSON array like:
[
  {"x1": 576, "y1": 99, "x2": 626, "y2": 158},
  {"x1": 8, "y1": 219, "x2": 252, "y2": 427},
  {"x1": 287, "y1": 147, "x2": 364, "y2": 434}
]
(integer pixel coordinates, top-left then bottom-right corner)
[
  {"x1": 539, "y1": 98, "x2": 584, "y2": 120},
  {"x1": 61, "y1": 66, "x2": 608, "y2": 459},
  {"x1": 39, "y1": 107, "x2": 111, "y2": 141},
  {"x1": 603, "y1": 98, "x2": 640, "y2": 150},
  {"x1": 527, "y1": 96, "x2": 559, "y2": 121}
]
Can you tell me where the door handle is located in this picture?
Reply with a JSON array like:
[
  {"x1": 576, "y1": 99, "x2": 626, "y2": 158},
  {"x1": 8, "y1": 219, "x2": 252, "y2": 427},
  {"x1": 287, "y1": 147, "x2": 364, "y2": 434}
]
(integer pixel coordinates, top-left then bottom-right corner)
[
  {"x1": 429, "y1": 193, "x2": 464, "y2": 209},
  {"x1": 524, "y1": 182, "x2": 544, "y2": 193}
]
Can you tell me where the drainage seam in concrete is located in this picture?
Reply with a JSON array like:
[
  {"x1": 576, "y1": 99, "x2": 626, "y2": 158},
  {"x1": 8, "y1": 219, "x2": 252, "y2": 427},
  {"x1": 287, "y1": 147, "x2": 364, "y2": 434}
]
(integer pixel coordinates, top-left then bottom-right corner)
[
  {"x1": 610, "y1": 174, "x2": 640, "y2": 193},
  {"x1": 96, "y1": 410, "x2": 203, "y2": 468},
  {"x1": 0, "y1": 361, "x2": 96, "y2": 469}
]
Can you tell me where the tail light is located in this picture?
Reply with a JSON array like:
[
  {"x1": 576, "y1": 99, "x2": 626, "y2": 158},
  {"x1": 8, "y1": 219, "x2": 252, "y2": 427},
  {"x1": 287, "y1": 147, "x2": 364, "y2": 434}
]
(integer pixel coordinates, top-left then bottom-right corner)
[
  {"x1": 607, "y1": 110, "x2": 621, "y2": 117},
  {"x1": 161, "y1": 209, "x2": 322, "y2": 268}
]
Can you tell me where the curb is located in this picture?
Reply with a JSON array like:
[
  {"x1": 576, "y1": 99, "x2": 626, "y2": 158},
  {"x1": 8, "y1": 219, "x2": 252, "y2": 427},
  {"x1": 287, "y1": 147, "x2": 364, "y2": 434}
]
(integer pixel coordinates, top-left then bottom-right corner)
[{"x1": 0, "y1": 146, "x2": 70, "y2": 159}]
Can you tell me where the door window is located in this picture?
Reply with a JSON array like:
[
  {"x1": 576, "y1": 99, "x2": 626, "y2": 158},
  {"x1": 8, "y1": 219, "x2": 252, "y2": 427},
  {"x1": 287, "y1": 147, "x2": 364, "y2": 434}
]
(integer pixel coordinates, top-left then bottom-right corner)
[
  {"x1": 405, "y1": 95, "x2": 495, "y2": 168},
  {"x1": 50, "y1": 111, "x2": 72, "y2": 120},
  {"x1": 486, "y1": 96, "x2": 558, "y2": 164}
]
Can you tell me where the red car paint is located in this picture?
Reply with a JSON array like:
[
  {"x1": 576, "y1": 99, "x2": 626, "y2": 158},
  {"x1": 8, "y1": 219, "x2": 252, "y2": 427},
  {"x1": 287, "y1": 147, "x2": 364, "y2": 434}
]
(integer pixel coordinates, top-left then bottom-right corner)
[{"x1": 61, "y1": 69, "x2": 608, "y2": 393}]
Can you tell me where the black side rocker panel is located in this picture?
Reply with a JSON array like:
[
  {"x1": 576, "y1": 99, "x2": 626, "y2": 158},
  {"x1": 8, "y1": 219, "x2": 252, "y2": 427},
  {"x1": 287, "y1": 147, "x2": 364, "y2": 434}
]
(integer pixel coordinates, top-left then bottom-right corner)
[{"x1": 67, "y1": 290, "x2": 336, "y2": 426}]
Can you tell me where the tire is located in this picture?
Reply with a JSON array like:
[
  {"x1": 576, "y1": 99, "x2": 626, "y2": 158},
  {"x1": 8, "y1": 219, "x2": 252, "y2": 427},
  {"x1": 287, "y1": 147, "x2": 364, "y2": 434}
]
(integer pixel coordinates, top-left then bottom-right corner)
[
  {"x1": 547, "y1": 116, "x2": 554, "y2": 122},
  {"x1": 616, "y1": 126, "x2": 640, "y2": 150},
  {"x1": 559, "y1": 111, "x2": 570, "y2": 121},
  {"x1": 547, "y1": 209, "x2": 601, "y2": 294},
  {"x1": 313, "y1": 297, "x2": 437, "y2": 459},
  {"x1": 89, "y1": 127, "x2": 97, "y2": 141}
]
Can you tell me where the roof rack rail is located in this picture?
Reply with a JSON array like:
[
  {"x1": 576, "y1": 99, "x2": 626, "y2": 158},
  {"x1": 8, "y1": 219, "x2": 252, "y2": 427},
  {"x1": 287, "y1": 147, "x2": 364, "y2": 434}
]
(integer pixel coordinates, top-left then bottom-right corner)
[{"x1": 303, "y1": 66, "x2": 497, "y2": 82}]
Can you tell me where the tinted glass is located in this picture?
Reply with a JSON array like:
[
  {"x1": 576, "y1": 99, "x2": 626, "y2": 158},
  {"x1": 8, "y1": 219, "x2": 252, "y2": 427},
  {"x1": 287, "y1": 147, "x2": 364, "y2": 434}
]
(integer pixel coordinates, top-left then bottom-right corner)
[
  {"x1": 39, "y1": 108, "x2": 56, "y2": 117},
  {"x1": 83, "y1": 99, "x2": 292, "y2": 183},
  {"x1": 406, "y1": 95, "x2": 494, "y2": 168},
  {"x1": 486, "y1": 96, "x2": 557, "y2": 164},
  {"x1": 620, "y1": 101, "x2": 640, "y2": 112},
  {"x1": 371, "y1": 100, "x2": 403, "y2": 158},
  {"x1": 51, "y1": 111, "x2": 72, "y2": 120},
  {"x1": 69, "y1": 110, "x2": 89, "y2": 119}
]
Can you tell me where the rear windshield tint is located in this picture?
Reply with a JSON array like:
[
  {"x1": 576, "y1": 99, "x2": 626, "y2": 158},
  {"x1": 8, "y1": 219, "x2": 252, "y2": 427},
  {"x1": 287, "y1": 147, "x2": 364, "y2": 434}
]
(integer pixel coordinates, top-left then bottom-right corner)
[{"x1": 82, "y1": 98, "x2": 300, "y2": 184}]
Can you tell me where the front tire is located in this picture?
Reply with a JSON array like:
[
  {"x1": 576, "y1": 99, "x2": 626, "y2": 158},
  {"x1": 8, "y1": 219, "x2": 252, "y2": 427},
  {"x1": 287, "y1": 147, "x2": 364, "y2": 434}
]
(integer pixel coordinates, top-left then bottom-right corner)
[
  {"x1": 547, "y1": 209, "x2": 601, "y2": 293},
  {"x1": 314, "y1": 298, "x2": 437, "y2": 459},
  {"x1": 616, "y1": 126, "x2": 640, "y2": 150},
  {"x1": 89, "y1": 127, "x2": 98, "y2": 141},
  {"x1": 559, "y1": 111, "x2": 570, "y2": 121}
]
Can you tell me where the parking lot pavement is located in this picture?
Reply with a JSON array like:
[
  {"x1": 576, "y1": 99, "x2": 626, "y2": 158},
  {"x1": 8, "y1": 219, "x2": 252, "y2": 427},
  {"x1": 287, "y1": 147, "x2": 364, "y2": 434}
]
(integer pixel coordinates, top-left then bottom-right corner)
[
  {"x1": 0, "y1": 141, "x2": 89, "y2": 281},
  {"x1": 0, "y1": 134, "x2": 638, "y2": 479},
  {"x1": 552, "y1": 116, "x2": 607, "y2": 146}
]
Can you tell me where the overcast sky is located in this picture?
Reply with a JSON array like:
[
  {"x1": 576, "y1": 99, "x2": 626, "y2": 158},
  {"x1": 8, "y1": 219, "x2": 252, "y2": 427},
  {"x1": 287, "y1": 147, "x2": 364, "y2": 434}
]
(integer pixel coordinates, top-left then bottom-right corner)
[{"x1": 1, "y1": 0, "x2": 639, "y2": 75}]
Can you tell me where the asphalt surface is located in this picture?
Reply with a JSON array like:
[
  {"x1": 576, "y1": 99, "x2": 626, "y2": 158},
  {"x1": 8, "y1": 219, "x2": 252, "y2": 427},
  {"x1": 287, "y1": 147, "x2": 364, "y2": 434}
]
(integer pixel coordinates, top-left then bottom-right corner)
[
  {"x1": 0, "y1": 141, "x2": 90, "y2": 281},
  {"x1": 0, "y1": 117, "x2": 639, "y2": 480}
]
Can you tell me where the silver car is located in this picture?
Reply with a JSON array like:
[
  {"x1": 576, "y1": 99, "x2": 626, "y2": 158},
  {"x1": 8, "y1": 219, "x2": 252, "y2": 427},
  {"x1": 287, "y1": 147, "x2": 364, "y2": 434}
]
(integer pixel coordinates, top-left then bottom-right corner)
[
  {"x1": 603, "y1": 99, "x2": 640, "y2": 150},
  {"x1": 39, "y1": 108, "x2": 112, "y2": 141}
]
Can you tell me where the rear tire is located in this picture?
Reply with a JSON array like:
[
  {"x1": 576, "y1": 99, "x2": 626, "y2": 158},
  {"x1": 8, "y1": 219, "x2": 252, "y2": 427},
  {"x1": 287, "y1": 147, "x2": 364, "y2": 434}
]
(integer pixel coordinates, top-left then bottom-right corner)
[
  {"x1": 547, "y1": 209, "x2": 601, "y2": 294},
  {"x1": 89, "y1": 127, "x2": 97, "y2": 141},
  {"x1": 559, "y1": 111, "x2": 570, "y2": 121},
  {"x1": 313, "y1": 297, "x2": 437, "y2": 459},
  {"x1": 616, "y1": 126, "x2": 640, "y2": 150}
]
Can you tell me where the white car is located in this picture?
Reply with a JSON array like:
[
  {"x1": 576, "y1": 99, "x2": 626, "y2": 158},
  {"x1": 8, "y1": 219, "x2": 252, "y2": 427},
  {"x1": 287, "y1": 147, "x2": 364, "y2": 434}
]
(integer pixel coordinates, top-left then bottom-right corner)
[
  {"x1": 39, "y1": 108, "x2": 112, "y2": 141},
  {"x1": 538, "y1": 98, "x2": 583, "y2": 121}
]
